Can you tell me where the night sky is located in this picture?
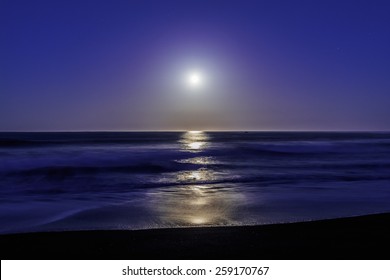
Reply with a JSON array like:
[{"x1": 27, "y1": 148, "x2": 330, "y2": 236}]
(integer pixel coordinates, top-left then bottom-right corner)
[{"x1": 1, "y1": 0, "x2": 390, "y2": 131}]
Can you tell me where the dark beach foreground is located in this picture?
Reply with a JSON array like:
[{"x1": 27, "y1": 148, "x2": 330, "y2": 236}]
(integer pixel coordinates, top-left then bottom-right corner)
[{"x1": 1, "y1": 213, "x2": 390, "y2": 260}]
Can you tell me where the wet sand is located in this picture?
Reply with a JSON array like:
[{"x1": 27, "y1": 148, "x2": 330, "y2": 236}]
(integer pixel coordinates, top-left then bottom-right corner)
[{"x1": 1, "y1": 213, "x2": 389, "y2": 259}]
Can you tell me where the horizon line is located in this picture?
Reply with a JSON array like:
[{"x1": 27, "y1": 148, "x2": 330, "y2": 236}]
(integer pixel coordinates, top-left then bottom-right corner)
[{"x1": 1, "y1": 129, "x2": 390, "y2": 133}]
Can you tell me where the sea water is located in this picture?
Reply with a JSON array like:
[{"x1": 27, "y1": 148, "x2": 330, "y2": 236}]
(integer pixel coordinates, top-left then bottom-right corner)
[{"x1": 1, "y1": 131, "x2": 390, "y2": 233}]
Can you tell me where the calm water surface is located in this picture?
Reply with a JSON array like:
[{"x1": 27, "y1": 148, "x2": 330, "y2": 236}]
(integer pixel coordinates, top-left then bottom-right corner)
[{"x1": 1, "y1": 131, "x2": 390, "y2": 233}]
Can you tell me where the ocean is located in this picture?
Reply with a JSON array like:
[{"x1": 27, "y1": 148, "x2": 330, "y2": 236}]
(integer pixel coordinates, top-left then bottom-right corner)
[{"x1": 1, "y1": 131, "x2": 390, "y2": 234}]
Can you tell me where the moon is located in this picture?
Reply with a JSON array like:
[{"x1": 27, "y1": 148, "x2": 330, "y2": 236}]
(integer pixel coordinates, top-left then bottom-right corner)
[{"x1": 187, "y1": 71, "x2": 202, "y2": 87}]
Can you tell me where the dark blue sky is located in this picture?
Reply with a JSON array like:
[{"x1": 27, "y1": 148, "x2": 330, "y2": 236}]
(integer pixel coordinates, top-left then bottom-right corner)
[{"x1": 1, "y1": 0, "x2": 390, "y2": 131}]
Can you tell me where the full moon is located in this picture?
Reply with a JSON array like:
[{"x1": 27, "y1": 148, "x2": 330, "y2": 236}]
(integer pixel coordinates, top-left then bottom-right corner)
[{"x1": 187, "y1": 71, "x2": 202, "y2": 87}]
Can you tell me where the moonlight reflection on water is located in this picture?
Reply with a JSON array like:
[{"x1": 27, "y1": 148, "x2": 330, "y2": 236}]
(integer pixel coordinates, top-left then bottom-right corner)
[
  {"x1": 149, "y1": 131, "x2": 246, "y2": 226},
  {"x1": 148, "y1": 184, "x2": 246, "y2": 226}
]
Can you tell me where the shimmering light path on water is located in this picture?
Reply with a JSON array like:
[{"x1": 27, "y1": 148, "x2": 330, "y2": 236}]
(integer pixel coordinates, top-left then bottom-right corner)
[{"x1": 1, "y1": 132, "x2": 390, "y2": 233}]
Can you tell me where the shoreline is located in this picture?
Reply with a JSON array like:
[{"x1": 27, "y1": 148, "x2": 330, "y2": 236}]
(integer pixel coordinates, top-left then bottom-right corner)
[{"x1": 1, "y1": 212, "x2": 390, "y2": 259}]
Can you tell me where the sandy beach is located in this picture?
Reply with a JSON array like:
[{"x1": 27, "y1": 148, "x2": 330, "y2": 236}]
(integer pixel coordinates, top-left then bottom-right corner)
[{"x1": 1, "y1": 212, "x2": 389, "y2": 259}]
